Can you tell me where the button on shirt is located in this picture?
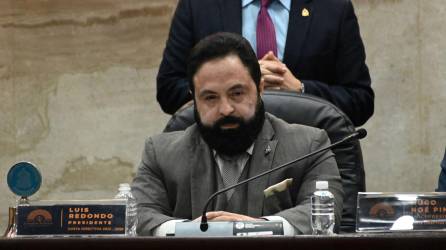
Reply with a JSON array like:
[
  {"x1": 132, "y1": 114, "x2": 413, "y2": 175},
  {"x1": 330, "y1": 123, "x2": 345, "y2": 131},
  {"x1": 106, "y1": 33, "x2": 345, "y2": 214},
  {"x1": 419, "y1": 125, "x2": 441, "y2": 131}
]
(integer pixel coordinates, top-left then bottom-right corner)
[{"x1": 242, "y1": 0, "x2": 291, "y2": 61}]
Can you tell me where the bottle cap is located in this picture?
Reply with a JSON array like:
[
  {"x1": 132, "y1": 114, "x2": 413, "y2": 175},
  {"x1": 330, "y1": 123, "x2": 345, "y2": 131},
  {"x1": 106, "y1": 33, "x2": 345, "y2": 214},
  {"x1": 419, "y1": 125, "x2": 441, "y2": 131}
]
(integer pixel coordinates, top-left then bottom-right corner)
[
  {"x1": 315, "y1": 181, "x2": 328, "y2": 190},
  {"x1": 119, "y1": 183, "x2": 131, "y2": 191}
]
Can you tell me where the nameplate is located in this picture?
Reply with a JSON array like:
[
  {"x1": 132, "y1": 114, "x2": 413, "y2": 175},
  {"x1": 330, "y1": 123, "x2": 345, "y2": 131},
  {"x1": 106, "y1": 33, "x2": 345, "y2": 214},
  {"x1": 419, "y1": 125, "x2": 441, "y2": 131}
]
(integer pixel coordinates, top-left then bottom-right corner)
[
  {"x1": 16, "y1": 200, "x2": 126, "y2": 236},
  {"x1": 357, "y1": 192, "x2": 446, "y2": 232}
]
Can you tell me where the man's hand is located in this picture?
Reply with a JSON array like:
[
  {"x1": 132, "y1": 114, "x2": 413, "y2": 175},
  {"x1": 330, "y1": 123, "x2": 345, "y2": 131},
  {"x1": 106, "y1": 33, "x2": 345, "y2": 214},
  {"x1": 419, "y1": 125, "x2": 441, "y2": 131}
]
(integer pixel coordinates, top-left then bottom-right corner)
[
  {"x1": 193, "y1": 211, "x2": 264, "y2": 222},
  {"x1": 259, "y1": 51, "x2": 303, "y2": 92}
]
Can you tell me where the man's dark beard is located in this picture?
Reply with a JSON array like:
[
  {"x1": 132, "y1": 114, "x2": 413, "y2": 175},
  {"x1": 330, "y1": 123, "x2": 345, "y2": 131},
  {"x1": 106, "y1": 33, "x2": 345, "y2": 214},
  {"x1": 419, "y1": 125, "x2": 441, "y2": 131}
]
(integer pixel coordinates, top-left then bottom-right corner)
[{"x1": 195, "y1": 99, "x2": 265, "y2": 156}]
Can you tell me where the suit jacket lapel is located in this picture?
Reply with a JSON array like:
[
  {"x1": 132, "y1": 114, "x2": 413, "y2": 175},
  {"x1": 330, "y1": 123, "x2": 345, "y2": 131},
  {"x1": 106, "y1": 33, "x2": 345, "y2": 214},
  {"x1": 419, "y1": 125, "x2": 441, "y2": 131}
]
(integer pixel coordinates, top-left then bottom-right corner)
[
  {"x1": 190, "y1": 131, "x2": 216, "y2": 219},
  {"x1": 218, "y1": 0, "x2": 242, "y2": 34},
  {"x1": 283, "y1": 0, "x2": 314, "y2": 70},
  {"x1": 247, "y1": 116, "x2": 278, "y2": 217}
]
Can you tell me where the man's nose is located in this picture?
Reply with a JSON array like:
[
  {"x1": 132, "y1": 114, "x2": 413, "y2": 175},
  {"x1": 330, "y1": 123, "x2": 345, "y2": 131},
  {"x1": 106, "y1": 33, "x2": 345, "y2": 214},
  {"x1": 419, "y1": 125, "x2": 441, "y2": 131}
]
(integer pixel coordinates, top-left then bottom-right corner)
[{"x1": 218, "y1": 98, "x2": 235, "y2": 116}]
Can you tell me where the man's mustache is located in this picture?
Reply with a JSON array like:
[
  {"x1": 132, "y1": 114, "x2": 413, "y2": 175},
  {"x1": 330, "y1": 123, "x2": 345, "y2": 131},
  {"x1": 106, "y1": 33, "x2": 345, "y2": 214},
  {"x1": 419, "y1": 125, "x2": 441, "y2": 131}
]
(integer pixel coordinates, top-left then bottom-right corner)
[{"x1": 214, "y1": 116, "x2": 244, "y2": 129}]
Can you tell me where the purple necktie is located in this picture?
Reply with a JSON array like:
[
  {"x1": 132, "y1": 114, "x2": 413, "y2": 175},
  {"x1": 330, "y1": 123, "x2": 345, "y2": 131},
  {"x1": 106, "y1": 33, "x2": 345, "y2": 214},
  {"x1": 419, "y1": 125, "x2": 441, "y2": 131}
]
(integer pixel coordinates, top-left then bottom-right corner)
[{"x1": 256, "y1": 0, "x2": 277, "y2": 59}]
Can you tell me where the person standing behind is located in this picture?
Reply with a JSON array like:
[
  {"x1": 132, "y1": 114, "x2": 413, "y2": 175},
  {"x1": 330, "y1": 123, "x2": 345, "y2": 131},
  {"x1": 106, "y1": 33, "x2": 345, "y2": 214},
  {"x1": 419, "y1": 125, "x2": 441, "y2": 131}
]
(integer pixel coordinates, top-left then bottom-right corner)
[{"x1": 156, "y1": 0, "x2": 374, "y2": 126}]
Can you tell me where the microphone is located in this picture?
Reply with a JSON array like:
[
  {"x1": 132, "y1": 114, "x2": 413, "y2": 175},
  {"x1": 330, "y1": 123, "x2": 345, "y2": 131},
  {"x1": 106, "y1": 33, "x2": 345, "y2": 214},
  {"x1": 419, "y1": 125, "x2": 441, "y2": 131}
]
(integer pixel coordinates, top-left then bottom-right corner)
[{"x1": 199, "y1": 128, "x2": 367, "y2": 232}]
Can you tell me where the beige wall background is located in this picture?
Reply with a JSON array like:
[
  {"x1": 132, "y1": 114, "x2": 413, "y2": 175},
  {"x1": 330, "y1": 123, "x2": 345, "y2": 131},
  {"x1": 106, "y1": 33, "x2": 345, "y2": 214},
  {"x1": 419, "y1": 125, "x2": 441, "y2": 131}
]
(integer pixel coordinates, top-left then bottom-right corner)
[{"x1": 1, "y1": 0, "x2": 445, "y2": 231}]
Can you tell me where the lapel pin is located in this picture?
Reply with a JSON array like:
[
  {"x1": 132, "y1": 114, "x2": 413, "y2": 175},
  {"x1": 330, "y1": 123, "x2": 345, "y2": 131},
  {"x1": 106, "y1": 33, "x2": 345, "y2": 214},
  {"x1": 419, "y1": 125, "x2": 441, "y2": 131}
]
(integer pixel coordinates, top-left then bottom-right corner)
[
  {"x1": 302, "y1": 8, "x2": 310, "y2": 17},
  {"x1": 265, "y1": 145, "x2": 272, "y2": 155}
]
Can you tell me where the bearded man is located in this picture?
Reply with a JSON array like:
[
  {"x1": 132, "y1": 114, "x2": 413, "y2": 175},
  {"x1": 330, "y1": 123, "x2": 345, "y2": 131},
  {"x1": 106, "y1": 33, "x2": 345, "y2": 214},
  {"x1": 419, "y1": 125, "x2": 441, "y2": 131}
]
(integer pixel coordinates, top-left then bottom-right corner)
[{"x1": 132, "y1": 32, "x2": 343, "y2": 236}]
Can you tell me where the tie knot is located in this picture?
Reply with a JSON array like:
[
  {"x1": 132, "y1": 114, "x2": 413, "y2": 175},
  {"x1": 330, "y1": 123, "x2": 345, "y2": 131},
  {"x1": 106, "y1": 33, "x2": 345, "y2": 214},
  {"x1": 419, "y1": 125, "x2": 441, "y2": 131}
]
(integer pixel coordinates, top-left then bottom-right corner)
[
  {"x1": 261, "y1": 0, "x2": 272, "y2": 8},
  {"x1": 220, "y1": 154, "x2": 242, "y2": 163}
]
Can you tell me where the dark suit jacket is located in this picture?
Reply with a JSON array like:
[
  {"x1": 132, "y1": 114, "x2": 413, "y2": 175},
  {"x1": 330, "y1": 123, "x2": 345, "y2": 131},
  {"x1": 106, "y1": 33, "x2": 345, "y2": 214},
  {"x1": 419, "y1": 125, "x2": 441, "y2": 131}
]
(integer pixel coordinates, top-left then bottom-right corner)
[
  {"x1": 156, "y1": 0, "x2": 374, "y2": 126},
  {"x1": 132, "y1": 113, "x2": 344, "y2": 235}
]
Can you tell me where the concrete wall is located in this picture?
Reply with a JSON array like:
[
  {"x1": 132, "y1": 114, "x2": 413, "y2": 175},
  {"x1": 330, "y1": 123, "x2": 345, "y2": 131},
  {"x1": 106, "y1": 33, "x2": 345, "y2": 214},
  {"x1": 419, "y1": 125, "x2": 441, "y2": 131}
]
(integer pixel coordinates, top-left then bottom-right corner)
[
  {"x1": 1, "y1": 0, "x2": 445, "y2": 232},
  {"x1": 355, "y1": 0, "x2": 446, "y2": 192}
]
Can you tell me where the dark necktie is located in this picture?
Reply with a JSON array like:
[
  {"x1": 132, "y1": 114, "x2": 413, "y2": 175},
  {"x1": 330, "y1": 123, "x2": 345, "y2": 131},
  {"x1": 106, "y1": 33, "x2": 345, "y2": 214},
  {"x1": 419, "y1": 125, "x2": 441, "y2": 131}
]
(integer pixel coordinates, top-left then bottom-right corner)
[
  {"x1": 256, "y1": 0, "x2": 277, "y2": 59},
  {"x1": 220, "y1": 157, "x2": 241, "y2": 200}
]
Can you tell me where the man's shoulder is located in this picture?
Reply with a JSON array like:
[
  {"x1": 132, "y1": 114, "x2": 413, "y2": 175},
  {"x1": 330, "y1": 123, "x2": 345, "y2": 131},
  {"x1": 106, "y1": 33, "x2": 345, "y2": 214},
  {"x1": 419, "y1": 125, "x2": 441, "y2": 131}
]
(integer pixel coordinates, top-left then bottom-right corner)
[
  {"x1": 266, "y1": 113, "x2": 325, "y2": 136},
  {"x1": 178, "y1": 0, "x2": 222, "y2": 13},
  {"x1": 147, "y1": 125, "x2": 200, "y2": 151},
  {"x1": 316, "y1": 0, "x2": 351, "y2": 7},
  {"x1": 265, "y1": 113, "x2": 329, "y2": 148},
  {"x1": 312, "y1": 0, "x2": 353, "y2": 17}
]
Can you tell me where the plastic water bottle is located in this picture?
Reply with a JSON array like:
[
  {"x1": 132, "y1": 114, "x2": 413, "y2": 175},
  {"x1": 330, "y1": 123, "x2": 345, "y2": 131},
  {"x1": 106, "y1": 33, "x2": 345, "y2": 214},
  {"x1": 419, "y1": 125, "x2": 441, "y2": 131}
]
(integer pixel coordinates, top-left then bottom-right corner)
[
  {"x1": 115, "y1": 183, "x2": 138, "y2": 236},
  {"x1": 311, "y1": 181, "x2": 335, "y2": 235}
]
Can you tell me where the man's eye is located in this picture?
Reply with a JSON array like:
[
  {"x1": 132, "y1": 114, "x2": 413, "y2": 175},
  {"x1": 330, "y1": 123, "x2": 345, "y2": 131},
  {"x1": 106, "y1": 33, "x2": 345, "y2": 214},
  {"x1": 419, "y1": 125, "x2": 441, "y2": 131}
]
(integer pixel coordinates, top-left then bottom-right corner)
[
  {"x1": 231, "y1": 91, "x2": 243, "y2": 97},
  {"x1": 204, "y1": 95, "x2": 217, "y2": 101}
]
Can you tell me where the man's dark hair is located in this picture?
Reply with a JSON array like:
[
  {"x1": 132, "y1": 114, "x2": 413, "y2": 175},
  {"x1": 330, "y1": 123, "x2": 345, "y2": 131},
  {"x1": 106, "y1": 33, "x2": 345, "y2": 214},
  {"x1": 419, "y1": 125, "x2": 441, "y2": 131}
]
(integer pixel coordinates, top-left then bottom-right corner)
[{"x1": 187, "y1": 32, "x2": 261, "y2": 94}]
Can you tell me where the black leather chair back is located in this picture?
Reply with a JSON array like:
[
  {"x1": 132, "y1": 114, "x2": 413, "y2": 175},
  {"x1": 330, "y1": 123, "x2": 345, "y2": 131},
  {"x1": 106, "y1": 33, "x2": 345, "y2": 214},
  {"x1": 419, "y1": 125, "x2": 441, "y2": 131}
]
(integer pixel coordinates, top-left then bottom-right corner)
[{"x1": 164, "y1": 90, "x2": 365, "y2": 233}]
